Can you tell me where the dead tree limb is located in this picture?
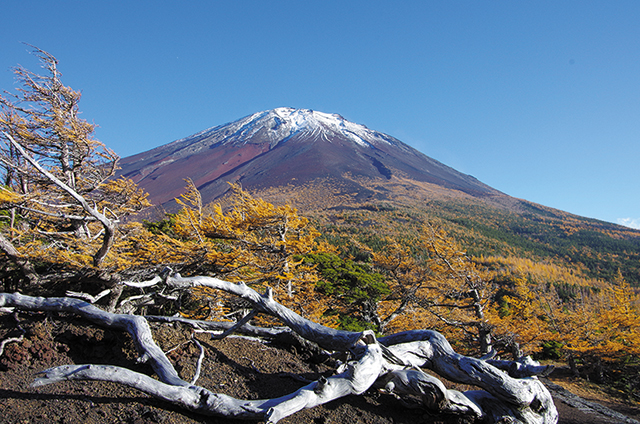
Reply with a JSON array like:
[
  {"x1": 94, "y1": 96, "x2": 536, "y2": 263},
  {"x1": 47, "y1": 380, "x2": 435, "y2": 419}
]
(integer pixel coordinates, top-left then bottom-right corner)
[{"x1": 0, "y1": 274, "x2": 558, "y2": 424}]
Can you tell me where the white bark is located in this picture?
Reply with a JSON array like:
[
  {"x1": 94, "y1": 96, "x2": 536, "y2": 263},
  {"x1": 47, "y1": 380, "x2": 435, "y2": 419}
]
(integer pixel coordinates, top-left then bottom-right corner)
[
  {"x1": 378, "y1": 331, "x2": 557, "y2": 423},
  {"x1": 0, "y1": 274, "x2": 558, "y2": 424},
  {"x1": 0, "y1": 292, "x2": 186, "y2": 387},
  {"x1": 375, "y1": 368, "x2": 483, "y2": 417},
  {"x1": 162, "y1": 274, "x2": 364, "y2": 351}
]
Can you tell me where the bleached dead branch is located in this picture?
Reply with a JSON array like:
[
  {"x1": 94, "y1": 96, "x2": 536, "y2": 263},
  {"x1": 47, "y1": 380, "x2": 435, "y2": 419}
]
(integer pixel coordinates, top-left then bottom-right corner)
[{"x1": 0, "y1": 273, "x2": 558, "y2": 423}]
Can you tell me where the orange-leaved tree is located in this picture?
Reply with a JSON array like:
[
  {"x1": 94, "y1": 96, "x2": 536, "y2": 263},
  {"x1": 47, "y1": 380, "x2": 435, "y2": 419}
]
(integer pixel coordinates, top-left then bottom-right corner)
[
  {"x1": 558, "y1": 274, "x2": 640, "y2": 378},
  {"x1": 139, "y1": 181, "x2": 335, "y2": 325},
  {"x1": 577, "y1": 282, "x2": 640, "y2": 358},
  {"x1": 485, "y1": 256, "x2": 640, "y2": 381},
  {"x1": 0, "y1": 47, "x2": 149, "y2": 288},
  {"x1": 373, "y1": 223, "x2": 496, "y2": 354}
]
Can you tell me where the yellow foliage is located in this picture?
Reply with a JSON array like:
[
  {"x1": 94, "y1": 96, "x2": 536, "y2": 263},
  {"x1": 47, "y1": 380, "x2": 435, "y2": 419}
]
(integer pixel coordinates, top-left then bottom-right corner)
[
  {"x1": 0, "y1": 47, "x2": 150, "y2": 279},
  {"x1": 481, "y1": 254, "x2": 640, "y2": 363},
  {"x1": 372, "y1": 224, "x2": 495, "y2": 354},
  {"x1": 98, "y1": 177, "x2": 151, "y2": 214},
  {"x1": 563, "y1": 280, "x2": 640, "y2": 361},
  {"x1": 144, "y1": 182, "x2": 333, "y2": 324},
  {"x1": 0, "y1": 187, "x2": 21, "y2": 205}
]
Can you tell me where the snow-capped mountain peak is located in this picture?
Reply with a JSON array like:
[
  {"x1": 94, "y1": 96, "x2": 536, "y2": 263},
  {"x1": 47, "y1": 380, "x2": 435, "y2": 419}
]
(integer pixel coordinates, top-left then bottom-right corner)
[
  {"x1": 177, "y1": 108, "x2": 395, "y2": 150},
  {"x1": 270, "y1": 107, "x2": 355, "y2": 133},
  {"x1": 269, "y1": 107, "x2": 382, "y2": 148},
  {"x1": 118, "y1": 107, "x2": 497, "y2": 207}
]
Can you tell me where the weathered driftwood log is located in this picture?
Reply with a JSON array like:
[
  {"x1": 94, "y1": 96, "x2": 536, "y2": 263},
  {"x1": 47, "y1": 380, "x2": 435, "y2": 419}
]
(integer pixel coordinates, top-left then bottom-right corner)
[
  {"x1": 378, "y1": 331, "x2": 557, "y2": 423},
  {"x1": 0, "y1": 274, "x2": 558, "y2": 424}
]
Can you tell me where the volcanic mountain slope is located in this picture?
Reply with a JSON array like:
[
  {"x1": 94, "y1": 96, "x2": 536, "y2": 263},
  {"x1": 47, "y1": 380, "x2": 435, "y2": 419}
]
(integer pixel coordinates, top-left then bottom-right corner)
[
  {"x1": 118, "y1": 107, "x2": 640, "y2": 284},
  {"x1": 118, "y1": 108, "x2": 501, "y2": 208}
]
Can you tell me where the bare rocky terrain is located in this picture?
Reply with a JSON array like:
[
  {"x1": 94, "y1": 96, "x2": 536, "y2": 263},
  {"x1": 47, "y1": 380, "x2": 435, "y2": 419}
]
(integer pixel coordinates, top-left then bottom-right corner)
[{"x1": 1, "y1": 311, "x2": 639, "y2": 424}]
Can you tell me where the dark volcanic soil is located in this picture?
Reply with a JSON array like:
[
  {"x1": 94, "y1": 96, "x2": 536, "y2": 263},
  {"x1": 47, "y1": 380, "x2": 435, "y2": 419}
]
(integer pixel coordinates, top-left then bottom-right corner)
[{"x1": 0, "y1": 311, "x2": 638, "y2": 424}]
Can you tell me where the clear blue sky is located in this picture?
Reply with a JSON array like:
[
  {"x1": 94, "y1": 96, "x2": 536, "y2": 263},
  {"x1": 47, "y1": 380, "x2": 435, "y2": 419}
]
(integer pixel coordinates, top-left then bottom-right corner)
[{"x1": 2, "y1": 1, "x2": 639, "y2": 228}]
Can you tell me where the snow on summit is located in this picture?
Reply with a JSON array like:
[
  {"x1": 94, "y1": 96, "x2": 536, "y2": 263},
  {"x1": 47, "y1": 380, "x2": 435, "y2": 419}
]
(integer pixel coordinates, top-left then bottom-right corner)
[
  {"x1": 269, "y1": 107, "x2": 380, "y2": 147},
  {"x1": 118, "y1": 106, "x2": 499, "y2": 207},
  {"x1": 213, "y1": 107, "x2": 393, "y2": 149},
  {"x1": 139, "y1": 107, "x2": 399, "y2": 162}
]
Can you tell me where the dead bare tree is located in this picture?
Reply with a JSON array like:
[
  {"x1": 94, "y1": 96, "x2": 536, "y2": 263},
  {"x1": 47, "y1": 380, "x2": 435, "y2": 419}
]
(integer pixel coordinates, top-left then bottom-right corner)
[{"x1": 0, "y1": 271, "x2": 557, "y2": 424}]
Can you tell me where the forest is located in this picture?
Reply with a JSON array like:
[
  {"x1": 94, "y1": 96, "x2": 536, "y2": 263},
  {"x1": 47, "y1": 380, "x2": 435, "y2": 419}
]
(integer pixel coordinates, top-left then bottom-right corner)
[{"x1": 1, "y1": 47, "x2": 640, "y2": 424}]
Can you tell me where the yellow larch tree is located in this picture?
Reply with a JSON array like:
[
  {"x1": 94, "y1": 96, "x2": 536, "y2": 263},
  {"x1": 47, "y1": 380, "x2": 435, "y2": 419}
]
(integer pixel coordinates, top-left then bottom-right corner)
[
  {"x1": 374, "y1": 223, "x2": 496, "y2": 354},
  {"x1": 147, "y1": 181, "x2": 335, "y2": 325},
  {"x1": 563, "y1": 276, "x2": 640, "y2": 367},
  {"x1": 483, "y1": 255, "x2": 640, "y2": 378},
  {"x1": 0, "y1": 47, "x2": 149, "y2": 288}
]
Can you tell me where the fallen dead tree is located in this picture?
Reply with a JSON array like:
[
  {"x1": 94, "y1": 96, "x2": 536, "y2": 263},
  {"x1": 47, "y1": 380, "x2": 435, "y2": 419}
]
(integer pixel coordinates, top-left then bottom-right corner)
[{"x1": 0, "y1": 272, "x2": 558, "y2": 424}]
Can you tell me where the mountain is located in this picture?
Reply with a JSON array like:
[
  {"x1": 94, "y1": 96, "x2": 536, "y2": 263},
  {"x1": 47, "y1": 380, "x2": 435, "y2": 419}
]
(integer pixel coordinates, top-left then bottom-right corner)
[
  {"x1": 117, "y1": 108, "x2": 640, "y2": 285},
  {"x1": 118, "y1": 107, "x2": 501, "y2": 208}
]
